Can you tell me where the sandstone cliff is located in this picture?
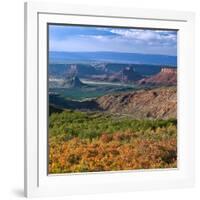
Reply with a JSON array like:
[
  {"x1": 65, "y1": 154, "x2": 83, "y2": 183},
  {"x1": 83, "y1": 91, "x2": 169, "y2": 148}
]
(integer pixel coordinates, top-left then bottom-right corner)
[{"x1": 138, "y1": 67, "x2": 177, "y2": 86}]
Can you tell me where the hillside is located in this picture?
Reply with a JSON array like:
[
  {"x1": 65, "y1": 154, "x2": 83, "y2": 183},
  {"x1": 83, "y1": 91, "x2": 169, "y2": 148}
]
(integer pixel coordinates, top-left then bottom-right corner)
[
  {"x1": 96, "y1": 87, "x2": 177, "y2": 119},
  {"x1": 50, "y1": 87, "x2": 177, "y2": 119},
  {"x1": 138, "y1": 67, "x2": 177, "y2": 86}
]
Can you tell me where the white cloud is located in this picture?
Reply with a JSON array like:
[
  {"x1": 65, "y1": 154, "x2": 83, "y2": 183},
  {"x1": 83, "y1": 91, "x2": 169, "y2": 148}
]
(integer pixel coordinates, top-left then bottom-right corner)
[
  {"x1": 49, "y1": 28, "x2": 177, "y2": 56},
  {"x1": 82, "y1": 35, "x2": 109, "y2": 41},
  {"x1": 109, "y1": 29, "x2": 177, "y2": 44}
]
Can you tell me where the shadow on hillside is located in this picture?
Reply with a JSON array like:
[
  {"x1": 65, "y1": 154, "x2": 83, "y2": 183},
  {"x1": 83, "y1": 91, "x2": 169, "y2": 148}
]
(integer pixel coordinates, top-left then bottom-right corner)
[{"x1": 49, "y1": 94, "x2": 103, "y2": 113}]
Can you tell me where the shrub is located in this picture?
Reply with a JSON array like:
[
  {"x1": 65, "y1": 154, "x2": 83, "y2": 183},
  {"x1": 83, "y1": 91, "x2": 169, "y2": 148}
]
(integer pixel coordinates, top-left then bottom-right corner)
[{"x1": 48, "y1": 110, "x2": 177, "y2": 173}]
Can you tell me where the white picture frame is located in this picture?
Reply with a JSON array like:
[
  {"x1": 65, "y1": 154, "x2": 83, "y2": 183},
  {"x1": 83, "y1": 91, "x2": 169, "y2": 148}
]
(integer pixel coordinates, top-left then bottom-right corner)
[{"x1": 24, "y1": 1, "x2": 195, "y2": 197}]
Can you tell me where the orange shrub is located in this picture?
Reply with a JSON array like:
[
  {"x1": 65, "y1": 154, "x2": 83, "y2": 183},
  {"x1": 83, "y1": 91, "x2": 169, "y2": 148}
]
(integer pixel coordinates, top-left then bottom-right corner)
[{"x1": 49, "y1": 131, "x2": 177, "y2": 173}]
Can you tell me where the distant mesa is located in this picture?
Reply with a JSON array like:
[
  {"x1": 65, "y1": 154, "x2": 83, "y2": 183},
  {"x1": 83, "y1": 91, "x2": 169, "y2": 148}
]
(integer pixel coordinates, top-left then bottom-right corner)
[
  {"x1": 90, "y1": 66, "x2": 144, "y2": 83},
  {"x1": 63, "y1": 75, "x2": 84, "y2": 88},
  {"x1": 138, "y1": 66, "x2": 177, "y2": 86},
  {"x1": 121, "y1": 66, "x2": 143, "y2": 82},
  {"x1": 63, "y1": 64, "x2": 85, "y2": 88},
  {"x1": 109, "y1": 66, "x2": 143, "y2": 83},
  {"x1": 49, "y1": 63, "x2": 177, "y2": 87},
  {"x1": 65, "y1": 64, "x2": 78, "y2": 77}
]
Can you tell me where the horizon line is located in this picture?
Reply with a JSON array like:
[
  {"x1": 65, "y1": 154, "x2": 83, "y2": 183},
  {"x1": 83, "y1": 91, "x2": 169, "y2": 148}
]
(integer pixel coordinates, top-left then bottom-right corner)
[{"x1": 49, "y1": 50, "x2": 177, "y2": 57}]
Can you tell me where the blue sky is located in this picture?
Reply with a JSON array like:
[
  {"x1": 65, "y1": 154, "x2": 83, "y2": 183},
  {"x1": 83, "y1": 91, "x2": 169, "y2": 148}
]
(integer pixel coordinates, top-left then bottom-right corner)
[{"x1": 49, "y1": 25, "x2": 177, "y2": 56}]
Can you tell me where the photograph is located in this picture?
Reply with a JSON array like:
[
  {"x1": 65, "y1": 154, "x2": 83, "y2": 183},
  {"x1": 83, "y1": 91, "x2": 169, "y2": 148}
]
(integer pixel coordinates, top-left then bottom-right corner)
[{"x1": 48, "y1": 24, "x2": 177, "y2": 174}]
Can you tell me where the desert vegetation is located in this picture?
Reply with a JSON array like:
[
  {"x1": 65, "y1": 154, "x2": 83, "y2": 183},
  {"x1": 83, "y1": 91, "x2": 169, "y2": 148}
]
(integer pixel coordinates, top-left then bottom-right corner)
[{"x1": 49, "y1": 110, "x2": 177, "y2": 173}]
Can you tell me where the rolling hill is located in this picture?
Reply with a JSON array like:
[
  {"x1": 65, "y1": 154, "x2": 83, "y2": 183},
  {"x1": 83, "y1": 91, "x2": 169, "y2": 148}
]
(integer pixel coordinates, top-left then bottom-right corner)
[{"x1": 96, "y1": 87, "x2": 177, "y2": 119}]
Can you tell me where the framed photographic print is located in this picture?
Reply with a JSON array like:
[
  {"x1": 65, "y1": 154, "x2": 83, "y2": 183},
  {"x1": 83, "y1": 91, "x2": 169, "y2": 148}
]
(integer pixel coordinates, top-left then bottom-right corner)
[{"x1": 24, "y1": 2, "x2": 195, "y2": 197}]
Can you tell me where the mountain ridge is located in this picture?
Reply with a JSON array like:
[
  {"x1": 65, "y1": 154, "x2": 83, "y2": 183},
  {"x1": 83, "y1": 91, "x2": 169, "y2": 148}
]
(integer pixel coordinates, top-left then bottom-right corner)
[{"x1": 49, "y1": 51, "x2": 177, "y2": 66}]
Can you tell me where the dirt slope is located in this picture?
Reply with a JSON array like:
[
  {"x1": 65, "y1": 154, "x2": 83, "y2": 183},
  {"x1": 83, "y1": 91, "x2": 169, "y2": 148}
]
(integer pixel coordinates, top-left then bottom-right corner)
[{"x1": 96, "y1": 87, "x2": 177, "y2": 119}]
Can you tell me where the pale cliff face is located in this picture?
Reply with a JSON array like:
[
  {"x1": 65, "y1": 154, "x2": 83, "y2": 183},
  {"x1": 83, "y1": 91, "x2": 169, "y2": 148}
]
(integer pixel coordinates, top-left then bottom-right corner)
[{"x1": 161, "y1": 67, "x2": 177, "y2": 74}]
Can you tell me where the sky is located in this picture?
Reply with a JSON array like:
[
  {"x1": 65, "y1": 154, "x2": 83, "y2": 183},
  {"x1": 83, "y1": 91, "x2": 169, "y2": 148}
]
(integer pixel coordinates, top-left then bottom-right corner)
[{"x1": 49, "y1": 25, "x2": 177, "y2": 56}]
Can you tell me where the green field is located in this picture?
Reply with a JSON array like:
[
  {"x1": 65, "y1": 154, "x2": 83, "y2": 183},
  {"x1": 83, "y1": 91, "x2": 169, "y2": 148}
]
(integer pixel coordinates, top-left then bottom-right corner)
[{"x1": 49, "y1": 83, "x2": 138, "y2": 101}]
